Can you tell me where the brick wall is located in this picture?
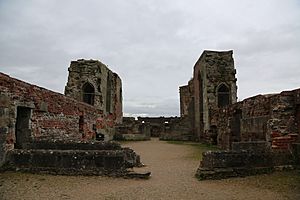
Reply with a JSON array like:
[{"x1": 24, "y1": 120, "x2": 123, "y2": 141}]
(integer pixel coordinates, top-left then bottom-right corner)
[
  {"x1": 0, "y1": 72, "x2": 118, "y2": 166},
  {"x1": 216, "y1": 91, "x2": 300, "y2": 150}
]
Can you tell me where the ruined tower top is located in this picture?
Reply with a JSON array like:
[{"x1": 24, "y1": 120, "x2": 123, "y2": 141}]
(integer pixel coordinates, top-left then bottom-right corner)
[
  {"x1": 64, "y1": 59, "x2": 122, "y2": 122},
  {"x1": 194, "y1": 50, "x2": 234, "y2": 70}
]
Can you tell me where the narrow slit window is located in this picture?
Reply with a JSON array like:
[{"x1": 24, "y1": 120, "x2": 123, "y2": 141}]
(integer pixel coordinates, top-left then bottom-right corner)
[{"x1": 79, "y1": 116, "x2": 84, "y2": 132}]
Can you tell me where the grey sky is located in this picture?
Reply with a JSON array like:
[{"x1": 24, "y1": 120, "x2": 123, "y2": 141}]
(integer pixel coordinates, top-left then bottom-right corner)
[{"x1": 1, "y1": 0, "x2": 300, "y2": 117}]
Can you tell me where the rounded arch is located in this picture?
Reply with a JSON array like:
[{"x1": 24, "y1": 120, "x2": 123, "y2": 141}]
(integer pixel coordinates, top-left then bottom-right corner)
[
  {"x1": 217, "y1": 83, "x2": 230, "y2": 108},
  {"x1": 82, "y1": 82, "x2": 95, "y2": 105}
]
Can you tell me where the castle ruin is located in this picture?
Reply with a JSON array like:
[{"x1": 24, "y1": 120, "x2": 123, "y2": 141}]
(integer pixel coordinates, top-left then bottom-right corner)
[
  {"x1": 0, "y1": 59, "x2": 145, "y2": 177},
  {"x1": 0, "y1": 51, "x2": 299, "y2": 180}
]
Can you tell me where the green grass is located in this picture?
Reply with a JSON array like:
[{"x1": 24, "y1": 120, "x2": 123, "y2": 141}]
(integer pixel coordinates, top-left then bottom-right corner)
[
  {"x1": 166, "y1": 140, "x2": 219, "y2": 160},
  {"x1": 239, "y1": 170, "x2": 300, "y2": 198}
]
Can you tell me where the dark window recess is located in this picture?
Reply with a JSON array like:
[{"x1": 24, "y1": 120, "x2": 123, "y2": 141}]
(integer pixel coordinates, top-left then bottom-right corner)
[
  {"x1": 210, "y1": 125, "x2": 218, "y2": 145},
  {"x1": 79, "y1": 116, "x2": 84, "y2": 132},
  {"x1": 82, "y1": 82, "x2": 95, "y2": 105},
  {"x1": 119, "y1": 88, "x2": 122, "y2": 102},
  {"x1": 15, "y1": 107, "x2": 31, "y2": 149},
  {"x1": 96, "y1": 132, "x2": 105, "y2": 141},
  {"x1": 218, "y1": 84, "x2": 230, "y2": 108},
  {"x1": 231, "y1": 109, "x2": 242, "y2": 142}
]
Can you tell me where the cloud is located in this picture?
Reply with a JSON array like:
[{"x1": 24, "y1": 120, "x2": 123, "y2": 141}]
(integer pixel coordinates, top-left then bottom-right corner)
[{"x1": 0, "y1": 0, "x2": 300, "y2": 116}]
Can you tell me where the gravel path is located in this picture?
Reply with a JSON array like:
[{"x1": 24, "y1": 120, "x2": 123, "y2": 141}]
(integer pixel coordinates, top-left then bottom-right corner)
[{"x1": 0, "y1": 138, "x2": 298, "y2": 200}]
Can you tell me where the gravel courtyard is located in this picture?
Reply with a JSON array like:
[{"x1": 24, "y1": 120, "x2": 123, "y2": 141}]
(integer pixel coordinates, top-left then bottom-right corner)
[{"x1": 0, "y1": 138, "x2": 299, "y2": 200}]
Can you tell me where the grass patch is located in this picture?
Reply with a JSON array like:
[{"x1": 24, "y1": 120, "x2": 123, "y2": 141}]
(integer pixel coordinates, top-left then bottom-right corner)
[
  {"x1": 166, "y1": 140, "x2": 219, "y2": 160},
  {"x1": 240, "y1": 170, "x2": 300, "y2": 198}
]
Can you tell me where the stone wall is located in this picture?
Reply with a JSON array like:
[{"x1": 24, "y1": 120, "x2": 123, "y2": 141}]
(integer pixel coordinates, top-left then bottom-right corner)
[
  {"x1": 159, "y1": 117, "x2": 194, "y2": 141},
  {"x1": 216, "y1": 90, "x2": 300, "y2": 150},
  {"x1": 196, "y1": 141, "x2": 296, "y2": 180},
  {"x1": 179, "y1": 79, "x2": 194, "y2": 118},
  {"x1": 64, "y1": 59, "x2": 122, "y2": 124},
  {"x1": 178, "y1": 50, "x2": 237, "y2": 143},
  {"x1": 114, "y1": 117, "x2": 151, "y2": 141},
  {"x1": 138, "y1": 117, "x2": 178, "y2": 137},
  {"x1": 178, "y1": 50, "x2": 300, "y2": 152},
  {"x1": 0, "y1": 72, "x2": 119, "y2": 166},
  {"x1": 3, "y1": 140, "x2": 144, "y2": 177},
  {"x1": 193, "y1": 50, "x2": 237, "y2": 141},
  {"x1": 115, "y1": 116, "x2": 192, "y2": 141}
]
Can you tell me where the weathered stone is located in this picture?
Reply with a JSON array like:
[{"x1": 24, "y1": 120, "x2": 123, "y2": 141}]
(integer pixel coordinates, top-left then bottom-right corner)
[
  {"x1": 64, "y1": 59, "x2": 122, "y2": 141},
  {"x1": 195, "y1": 148, "x2": 294, "y2": 180},
  {"x1": 39, "y1": 101, "x2": 48, "y2": 112},
  {"x1": 0, "y1": 63, "x2": 151, "y2": 178},
  {"x1": 115, "y1": 117, "x2": 151, "y2": 141},
  {"x1": 175, "y1": 50, "x2": 237, "y2": 143},
  {"x1": 0, "y1": 95, "x2": 10, "y2": 107},
  {"x1": 5, "y1": 147, "x2": 145, "y2": 176},
  {"x1": 65, "y1": 59, "x2": 122, "y2": 123}
]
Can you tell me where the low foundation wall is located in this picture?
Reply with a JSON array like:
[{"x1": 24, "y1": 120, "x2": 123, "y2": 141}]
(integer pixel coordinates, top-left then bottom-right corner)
[
  {"x1": 6, "y1": 149, "x2": 126, "y2": 176},
  {"x1": 159, "y1": 133, "x2": 193, "y2": 141},
  {"x1": 25, "y1": 140, "x2": 122, "y2": 150},
  {"x1": 114, "y1": 134, "x2": 150, "y2": 141},
  {"x1": 196, "y1": 141, "x2": 296, "y2": 180},
  {"x1": 1, "y1": 140, "x2": 145, "y2": 177}
]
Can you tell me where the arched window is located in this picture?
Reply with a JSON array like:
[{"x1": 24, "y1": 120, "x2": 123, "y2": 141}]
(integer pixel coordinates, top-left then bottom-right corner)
[
  {"x1": 82, "y1": 82, "x2": 95, "y2": 105},
  {"x1": 217, "y1": 84, "x2": 230, "y2": 108}
]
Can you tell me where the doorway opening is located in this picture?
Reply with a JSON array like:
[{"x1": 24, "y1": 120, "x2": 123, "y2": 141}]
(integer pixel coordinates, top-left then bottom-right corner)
[{"x1": 15, "y1": 107, "x2": 31, "y2": 149}]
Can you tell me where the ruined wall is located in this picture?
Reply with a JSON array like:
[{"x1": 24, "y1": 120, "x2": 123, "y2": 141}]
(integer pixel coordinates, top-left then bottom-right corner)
[
  {"x1": 5, "y1": 140, "x2": 143, "y2": 177},
  {"x1": 217, "y1": 91, "x2": 300, "y2": 150},
  {"x1": 178, "y1": 50, "x2": 300, "y2": 151},
  {"x1": 193, "y1": 50, "x2": 237, "y2": 142},
  {"x1": 196, "y1": 141, "x2": 296, "y2": 180},
  {"x1": 115, "y1": 117, "x2": 150, "y2": 141},
  {"x1": 64, "y1": 59, "x2": 122, "y2": 123},
  {"x1": 115, "y1": 116, "x2": 191, "y2": 140},
  {"x1": 196, "y1": 90, "x2": 300, "y2": 180},
  {"x1": 268, "y1": 91, "x2": 298, "y2": 137},
  {"x1": 0, "y1": 72, "x2": 118, "y2": 166},
  {"x1": 179, "y1": 79, "x2": 194, "y2": 118},
  {"x1": 216, "y1": 95, "x2": 271, "y2": 149},
  {"x1": 176, "y1": 50, "x2": 238, "y2": 142},
  {"x1": 180, "y1": 85, "x2": 189, "y2": 117},
  {"x1": 159, "y1": 116, "x2": 194, "y2": 141},
  {"x1": 137, "y1": 117, "x2": 177, "y2": 137}
]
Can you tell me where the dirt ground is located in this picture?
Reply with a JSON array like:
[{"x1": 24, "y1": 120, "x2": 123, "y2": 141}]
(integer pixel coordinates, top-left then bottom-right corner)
[{"x1": 0, "y1": 138, "x2": 299, "y2": 200}]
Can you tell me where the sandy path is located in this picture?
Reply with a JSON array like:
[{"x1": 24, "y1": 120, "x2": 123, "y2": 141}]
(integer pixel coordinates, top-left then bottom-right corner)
[{"x1": 0, "y1": 138, "x2": 297, "y2": 200}]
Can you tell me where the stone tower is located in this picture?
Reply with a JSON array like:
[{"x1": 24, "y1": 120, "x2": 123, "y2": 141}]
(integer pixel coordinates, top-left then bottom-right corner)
[
  {"x1": 193, "y1": 50, "x2": 237, "y2": 142},
  {"x1": 64, "y1": 59, "x2": 122, "y2": 124}
]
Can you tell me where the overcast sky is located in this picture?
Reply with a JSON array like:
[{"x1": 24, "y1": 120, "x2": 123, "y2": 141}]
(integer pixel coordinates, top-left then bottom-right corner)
[{"x1": 0, "y1": 0, "x2": 300, "y2": 117}]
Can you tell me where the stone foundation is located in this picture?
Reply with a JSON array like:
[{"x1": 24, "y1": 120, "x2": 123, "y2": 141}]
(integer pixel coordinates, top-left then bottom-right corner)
[
  {"x1": 196, "y1": 141, "x2": 296, "y2": 180},
  {"x1": 2, "y1": 140, "x2": 147, "y2": 178}
]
